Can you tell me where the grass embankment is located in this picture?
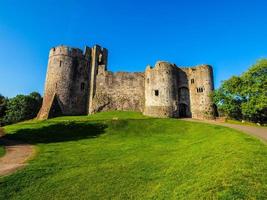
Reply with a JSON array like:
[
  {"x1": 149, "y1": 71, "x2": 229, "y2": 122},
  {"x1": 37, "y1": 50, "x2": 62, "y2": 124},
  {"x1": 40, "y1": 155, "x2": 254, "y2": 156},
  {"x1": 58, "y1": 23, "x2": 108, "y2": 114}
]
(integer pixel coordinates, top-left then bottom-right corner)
[
  {"x1": 226, "y1": 119, "x2": 267, "y2": 127},
  {"x1": 0, "y1": 111, "x2": 267, "y2": 199}
]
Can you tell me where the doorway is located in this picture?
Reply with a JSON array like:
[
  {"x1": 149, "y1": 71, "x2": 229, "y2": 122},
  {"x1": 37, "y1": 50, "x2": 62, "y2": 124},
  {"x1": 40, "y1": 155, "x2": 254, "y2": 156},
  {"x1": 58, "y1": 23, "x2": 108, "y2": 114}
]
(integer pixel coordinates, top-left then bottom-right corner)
[{"x1": 179, "y1": 103, "x2": 188, "y2": 118}]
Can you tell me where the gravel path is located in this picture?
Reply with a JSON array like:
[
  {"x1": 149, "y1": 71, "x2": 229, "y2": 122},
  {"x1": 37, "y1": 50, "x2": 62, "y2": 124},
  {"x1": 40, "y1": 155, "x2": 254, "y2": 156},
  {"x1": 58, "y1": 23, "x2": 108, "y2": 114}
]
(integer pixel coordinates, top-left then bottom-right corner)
[
  {"x1": 182, "y1": 119, "x2": 267, "y2": 142},
  {"x1": 0, "y1": 129, "x2": 35, "y2": 177}
]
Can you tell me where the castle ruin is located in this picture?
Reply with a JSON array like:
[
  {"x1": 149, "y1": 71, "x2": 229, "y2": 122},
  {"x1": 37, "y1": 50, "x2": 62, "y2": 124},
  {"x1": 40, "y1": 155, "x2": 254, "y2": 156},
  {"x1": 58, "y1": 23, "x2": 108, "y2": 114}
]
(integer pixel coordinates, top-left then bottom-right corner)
[{"x1": 37, "y1": 45, "x2": 215, "y2": 119}]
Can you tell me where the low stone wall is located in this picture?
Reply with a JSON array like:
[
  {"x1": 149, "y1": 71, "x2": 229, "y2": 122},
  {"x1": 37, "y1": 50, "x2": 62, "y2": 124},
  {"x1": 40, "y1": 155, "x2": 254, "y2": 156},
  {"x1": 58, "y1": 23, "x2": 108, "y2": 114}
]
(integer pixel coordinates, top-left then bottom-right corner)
[{"x1": 144, "y1": 106, "x2": 177, "y2": 118}]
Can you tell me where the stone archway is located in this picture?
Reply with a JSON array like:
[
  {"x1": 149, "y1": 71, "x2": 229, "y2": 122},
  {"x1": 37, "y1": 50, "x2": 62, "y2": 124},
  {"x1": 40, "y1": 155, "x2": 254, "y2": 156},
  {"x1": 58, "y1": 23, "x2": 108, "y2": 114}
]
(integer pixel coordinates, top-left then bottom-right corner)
[
  {"x1": 178, "y1": 87, "x2": 191, "y2": 118},
  {"x1": 179, "y1": 103, "x2": 188, "y2": 118},
  {"x1": 178, "y1": 87, "x2": 190, "y2": 103}
]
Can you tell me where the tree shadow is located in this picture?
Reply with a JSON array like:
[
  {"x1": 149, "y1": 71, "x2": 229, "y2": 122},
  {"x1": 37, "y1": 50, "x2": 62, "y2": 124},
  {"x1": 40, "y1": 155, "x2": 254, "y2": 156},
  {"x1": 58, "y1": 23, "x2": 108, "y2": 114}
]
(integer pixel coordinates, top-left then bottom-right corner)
[{"x1": 3, "y1": 122, "x2": 108, "y2": 145}]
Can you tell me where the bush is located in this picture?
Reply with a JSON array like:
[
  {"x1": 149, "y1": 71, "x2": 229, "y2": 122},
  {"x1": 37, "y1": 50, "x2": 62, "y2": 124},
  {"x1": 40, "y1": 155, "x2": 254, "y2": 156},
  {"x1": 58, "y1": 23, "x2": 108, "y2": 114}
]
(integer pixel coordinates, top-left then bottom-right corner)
[{"x1": 2, "y1": 92, "x2": 42, "y2": 125}]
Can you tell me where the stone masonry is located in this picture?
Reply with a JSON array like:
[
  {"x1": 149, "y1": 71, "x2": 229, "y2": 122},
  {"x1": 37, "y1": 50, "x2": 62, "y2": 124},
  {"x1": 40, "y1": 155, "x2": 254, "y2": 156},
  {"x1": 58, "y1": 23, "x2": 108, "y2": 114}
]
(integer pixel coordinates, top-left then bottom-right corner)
[{"x1": 37, "y1": 44, "x2": 215, "y2": 119}]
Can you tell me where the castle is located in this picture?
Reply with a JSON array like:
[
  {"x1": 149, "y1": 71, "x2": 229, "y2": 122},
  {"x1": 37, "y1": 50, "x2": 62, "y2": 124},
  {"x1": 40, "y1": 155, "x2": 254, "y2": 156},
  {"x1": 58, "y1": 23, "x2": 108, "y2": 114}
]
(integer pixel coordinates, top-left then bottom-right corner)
[{"x1": 37, "y1": 45, "x2": 215, "y2": 119}]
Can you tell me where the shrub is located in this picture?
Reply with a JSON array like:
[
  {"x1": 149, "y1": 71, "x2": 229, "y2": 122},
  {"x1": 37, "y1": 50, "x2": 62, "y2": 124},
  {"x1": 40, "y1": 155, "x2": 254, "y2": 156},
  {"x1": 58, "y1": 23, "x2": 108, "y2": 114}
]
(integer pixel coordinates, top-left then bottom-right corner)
[{"x1": 3, "y1": 92, "x2": 42, "y2": 125}]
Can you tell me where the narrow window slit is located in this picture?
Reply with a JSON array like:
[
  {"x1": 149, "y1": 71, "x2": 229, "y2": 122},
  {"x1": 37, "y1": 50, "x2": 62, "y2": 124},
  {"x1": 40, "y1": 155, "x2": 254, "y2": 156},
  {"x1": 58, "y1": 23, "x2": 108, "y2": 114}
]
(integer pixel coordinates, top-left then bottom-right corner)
[{"x1": 154, "y1": 90, "x2": 159, "y2": 96}]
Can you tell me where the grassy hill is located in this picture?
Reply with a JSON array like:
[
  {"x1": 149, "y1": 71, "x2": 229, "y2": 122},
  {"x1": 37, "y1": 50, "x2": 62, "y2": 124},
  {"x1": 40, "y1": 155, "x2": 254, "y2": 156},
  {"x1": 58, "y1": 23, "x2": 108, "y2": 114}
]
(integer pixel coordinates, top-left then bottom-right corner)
[{"x1": 0, "y1": 111, "x2": 267, "y2": 199}]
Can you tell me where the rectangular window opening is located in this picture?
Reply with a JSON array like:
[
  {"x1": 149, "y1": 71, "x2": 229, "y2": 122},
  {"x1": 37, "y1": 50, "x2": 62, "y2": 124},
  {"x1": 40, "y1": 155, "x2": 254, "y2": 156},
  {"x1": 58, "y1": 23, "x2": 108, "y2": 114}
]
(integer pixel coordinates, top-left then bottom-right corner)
[
  {"x1": 81, "y1": 82, "x2": 85, "y2": 91},
  {"x1": 197, "y1": 87, "x2": 204, "y2": 93},
  {"x1": 154, "y1": 90, "x2": 159, "y2": 96}
]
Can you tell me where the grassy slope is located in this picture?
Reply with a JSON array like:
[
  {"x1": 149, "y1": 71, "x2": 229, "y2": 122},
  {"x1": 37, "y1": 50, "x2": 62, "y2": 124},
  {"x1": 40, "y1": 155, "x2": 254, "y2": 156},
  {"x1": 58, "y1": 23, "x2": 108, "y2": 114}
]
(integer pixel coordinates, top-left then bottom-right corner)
[
  {"x1": 0, "y1": 111, "x2": 267, "y2": 199},
  {"x1": 226, "y1": 119, "x2": 267, "y2": 127}
]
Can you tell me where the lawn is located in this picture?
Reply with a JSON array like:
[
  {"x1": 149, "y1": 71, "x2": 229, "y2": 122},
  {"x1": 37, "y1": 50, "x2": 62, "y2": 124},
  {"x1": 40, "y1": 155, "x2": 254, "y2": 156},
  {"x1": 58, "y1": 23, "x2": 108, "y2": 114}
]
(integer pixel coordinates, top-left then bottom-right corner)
[
  {"x1": 226, "y1": 119, "x2": 267, "y2": 127},
  {"x1": 0, "y1": 111, "x2": 267, "y2": 199}
]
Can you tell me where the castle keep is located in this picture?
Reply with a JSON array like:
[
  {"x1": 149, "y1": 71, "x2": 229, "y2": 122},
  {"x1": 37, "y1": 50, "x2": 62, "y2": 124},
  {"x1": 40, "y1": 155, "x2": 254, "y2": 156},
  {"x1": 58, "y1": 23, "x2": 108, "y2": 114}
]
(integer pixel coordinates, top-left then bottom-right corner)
[{"x1": 37, "y1": 45, "x2": 215, "y2": 119}]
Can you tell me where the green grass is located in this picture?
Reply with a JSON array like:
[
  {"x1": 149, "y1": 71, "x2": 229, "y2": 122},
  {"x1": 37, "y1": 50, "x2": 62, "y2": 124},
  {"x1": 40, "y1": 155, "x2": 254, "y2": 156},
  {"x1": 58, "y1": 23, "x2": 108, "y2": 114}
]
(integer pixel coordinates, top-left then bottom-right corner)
[
  {"x1": 0, "y1": 111, "x2": 267, "y2": 199},
  {"x1": 226, "y1": 119, "x2": 267, "y2": 127}
]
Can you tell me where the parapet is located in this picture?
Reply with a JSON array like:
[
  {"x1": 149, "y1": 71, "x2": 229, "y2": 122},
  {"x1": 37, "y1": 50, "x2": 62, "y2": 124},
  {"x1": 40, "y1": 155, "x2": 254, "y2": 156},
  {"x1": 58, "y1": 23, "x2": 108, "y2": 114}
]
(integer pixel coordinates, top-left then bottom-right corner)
[
  {"x1": 181, "y1": 64, "x2": 212, "y2": 71},
  {"x1": 146, "y1": 61, "x2": 177, "y2": 72},
  {"x1": 49, "y1": 45, "x2": 86, "y2": 58}
]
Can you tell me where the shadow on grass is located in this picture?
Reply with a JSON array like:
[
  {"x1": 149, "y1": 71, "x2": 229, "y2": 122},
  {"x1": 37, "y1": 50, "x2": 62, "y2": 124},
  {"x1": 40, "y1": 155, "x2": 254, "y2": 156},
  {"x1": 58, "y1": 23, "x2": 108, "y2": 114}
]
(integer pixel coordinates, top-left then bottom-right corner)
[{"x1": 3, "y1": 122, "x2": 108, "y2": 145}]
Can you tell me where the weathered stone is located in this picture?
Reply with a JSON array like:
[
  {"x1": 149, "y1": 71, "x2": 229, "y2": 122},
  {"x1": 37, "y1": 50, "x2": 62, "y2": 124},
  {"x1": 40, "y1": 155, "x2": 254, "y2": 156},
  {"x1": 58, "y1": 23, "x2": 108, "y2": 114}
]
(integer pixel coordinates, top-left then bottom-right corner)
[
  {"x1": 37, "y1": 46, "x2": 90, "y2": 119},
  {"x1": 37, "y1": 44, "x2": 215, "y2": 120}
]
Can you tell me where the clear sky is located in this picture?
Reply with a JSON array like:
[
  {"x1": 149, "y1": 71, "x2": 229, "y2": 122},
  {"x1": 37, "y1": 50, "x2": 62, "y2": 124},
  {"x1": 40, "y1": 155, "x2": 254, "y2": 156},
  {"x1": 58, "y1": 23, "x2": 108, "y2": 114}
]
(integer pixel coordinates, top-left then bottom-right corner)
[{"x1": 0, "y1": 0, "x2": 267, "y2": 97}]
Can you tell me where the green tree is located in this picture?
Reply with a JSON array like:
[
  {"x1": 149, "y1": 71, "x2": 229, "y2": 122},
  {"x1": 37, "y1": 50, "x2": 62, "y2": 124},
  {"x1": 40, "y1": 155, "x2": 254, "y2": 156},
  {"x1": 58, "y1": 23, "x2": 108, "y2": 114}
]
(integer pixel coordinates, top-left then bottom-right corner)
[
  {"x1": 240, "y1": 59, "x2": 267, "y2": 122},
  {"x1": 3, "y1": 92, "x2": 42, "y2": 125},
  {"x1": 213, "y1": 76, "x2": 243, "y2": 119},
  {"x1": 0, "y1": 94, "x2": 8, "y2": 117},
  {"x1": 29, "y1": 92, "x2": 43, "y2": 114},
  {"x1": 214, "y1": 59, "x2": 267, "y2": 123},
  {"x1": 0, "y1": 94, "x2": 8, "y2": 126}
]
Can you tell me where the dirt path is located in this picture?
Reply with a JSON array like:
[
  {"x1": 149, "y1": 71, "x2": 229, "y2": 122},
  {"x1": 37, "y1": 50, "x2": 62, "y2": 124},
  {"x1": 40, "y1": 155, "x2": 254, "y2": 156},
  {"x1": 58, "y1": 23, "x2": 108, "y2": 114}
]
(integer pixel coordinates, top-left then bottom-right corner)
[
  {"x1": 0, "y1": 129, "x2": 35, "y2": 177},
  {"x1": 182, "y1": 119, "x2": 267, "y2": 142}
]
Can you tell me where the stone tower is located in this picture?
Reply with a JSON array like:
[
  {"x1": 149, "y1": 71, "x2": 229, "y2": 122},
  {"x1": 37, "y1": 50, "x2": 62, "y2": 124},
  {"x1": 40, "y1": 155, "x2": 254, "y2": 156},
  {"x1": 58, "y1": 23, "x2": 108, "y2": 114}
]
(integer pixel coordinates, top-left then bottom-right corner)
[
  {"x1": 184, "y1": 65, "x2": 214, "y2": 119},
  {"x1": 144, "y1": 61, "x2": 179, "y2": 118},
  {"x1": 88, "y1": 45, "x2": 108, "y2": 114},
  {"x1": 37, "y1": 44, "x2": 108, "y2": 120},
  {"x1": 143, "y1": 62, "x2": 215, "y2": 119},
  {"x1": 37, "y1": 46, "x2": 91, "y2": 119}
]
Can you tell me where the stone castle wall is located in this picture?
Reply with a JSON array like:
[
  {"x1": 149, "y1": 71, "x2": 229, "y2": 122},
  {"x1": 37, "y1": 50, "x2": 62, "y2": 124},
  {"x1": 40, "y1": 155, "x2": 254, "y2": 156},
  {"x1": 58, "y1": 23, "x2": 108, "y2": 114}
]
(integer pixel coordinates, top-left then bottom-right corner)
[
  {"x1": 89, "y1": 65, "x2": 145, "y2": 113},
  {"x1": 37, "y1": 44, "x2": 215, "y2": 120}
]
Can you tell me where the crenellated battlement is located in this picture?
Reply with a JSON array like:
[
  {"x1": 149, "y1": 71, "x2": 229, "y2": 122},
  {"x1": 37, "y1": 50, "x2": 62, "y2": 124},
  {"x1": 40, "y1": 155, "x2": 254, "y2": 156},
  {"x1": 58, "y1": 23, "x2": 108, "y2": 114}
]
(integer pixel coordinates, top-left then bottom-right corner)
[{"x1": 49, "y1": 45, "x2": 85, "y2": 58}]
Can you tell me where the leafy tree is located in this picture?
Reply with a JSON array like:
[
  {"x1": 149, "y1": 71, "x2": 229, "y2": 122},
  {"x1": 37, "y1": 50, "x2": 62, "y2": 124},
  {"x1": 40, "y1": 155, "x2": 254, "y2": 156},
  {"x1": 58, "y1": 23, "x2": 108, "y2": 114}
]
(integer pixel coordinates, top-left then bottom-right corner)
[
  {"x1": 213, "y1": 59, "x2": 267, "y2": 123},
  {"x1": 240, "y1": 59, "x2": 267, "y2": 122},
  {"x1": 29, "y1": 92, "x2": 43, "y2": 114},
  {"x1": 213, "y1": 76, "x2": 243, "y2": 119},
  {"x1": 3, "y1": 92, "x2": 42, "y2": 125},
  {"x1": 0, "y1": 94, "x2": 8, "y2": 126},
  {"x1": 29, "y1": 92, "x2": 42, "y2": 102},
  {"x1": 0, "y1": 94, "x2": 8, "y2": 117}
]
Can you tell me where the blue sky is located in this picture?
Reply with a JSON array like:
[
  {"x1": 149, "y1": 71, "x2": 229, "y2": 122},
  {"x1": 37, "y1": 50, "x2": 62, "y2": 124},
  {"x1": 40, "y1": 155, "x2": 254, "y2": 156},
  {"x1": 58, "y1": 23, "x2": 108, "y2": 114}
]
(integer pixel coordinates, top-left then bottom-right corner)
[{"x1": 0, "y1": 0, "x2": 267, "y2": 97}]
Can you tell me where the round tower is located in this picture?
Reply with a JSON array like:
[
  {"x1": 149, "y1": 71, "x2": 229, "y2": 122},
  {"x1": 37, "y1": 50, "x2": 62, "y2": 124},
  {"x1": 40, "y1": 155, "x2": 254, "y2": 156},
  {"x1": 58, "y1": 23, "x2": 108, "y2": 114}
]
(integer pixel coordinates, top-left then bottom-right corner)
[
  {"x1": 144, "y1": 61, "x2": 179, "y2": 118},
  {"x1": 37, "y1": 45, "x2": 90, "y2": 119},
  {"x1": 188, "y1": 65, "x2": 215, "y2": 119}
]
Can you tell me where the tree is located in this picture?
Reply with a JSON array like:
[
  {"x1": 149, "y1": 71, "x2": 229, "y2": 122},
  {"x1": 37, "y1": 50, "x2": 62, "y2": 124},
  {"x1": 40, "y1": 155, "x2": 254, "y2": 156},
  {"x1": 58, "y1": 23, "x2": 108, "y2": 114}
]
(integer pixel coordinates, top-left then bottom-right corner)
[
  {"x1": 3, "y1": 92, "x2": 42, "y2": 125},
  {"x1": 213, "y1": 59, "x2": 267, "y2": 123},
  {"x1": 240, "y1": 59, "x2": 267, "y2": 123},
  {"x1": 0, "y1": 94, "x2": 8, "y2": 117},
  {"x1": 29, "y1": 92, "x2": 43, "y2": 115},
  {"x1": 0, "y1": 94, "x2": 8, "y2": 126},
  {"x1": 213, "y1": 76, "x2": 243, "y2": 119}
]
